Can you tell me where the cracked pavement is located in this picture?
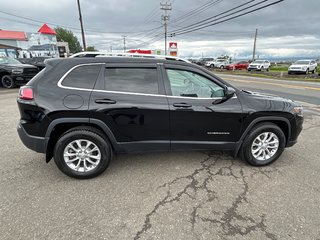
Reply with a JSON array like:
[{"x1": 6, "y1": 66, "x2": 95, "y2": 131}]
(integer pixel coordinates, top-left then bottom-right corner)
[{"x1": 1, "y1": 91, "x2": 320, "y2": 240}]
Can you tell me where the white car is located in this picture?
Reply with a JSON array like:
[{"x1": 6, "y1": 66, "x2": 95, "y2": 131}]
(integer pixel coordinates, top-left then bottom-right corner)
[
  {"x1": 247, "y1": 60, "x2": 270, "y2": 71},
  {"x1": 205, "y1": 59, "x2": 229, "y2": 68},
  {"x1": 288, "y1": 60, "x2": 317, "y2": 75}
]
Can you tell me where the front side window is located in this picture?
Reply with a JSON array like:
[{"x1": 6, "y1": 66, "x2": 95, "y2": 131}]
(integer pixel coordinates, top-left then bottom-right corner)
[
  {"x1": 166, "y1": 69, "x2": 224, "y2": 98},
  {"x1": 62, "y1": 64, "x2": 101, "y2": 89},
  {"x1": 104, "y1": 68, "x2": 158, "y2": 94}
]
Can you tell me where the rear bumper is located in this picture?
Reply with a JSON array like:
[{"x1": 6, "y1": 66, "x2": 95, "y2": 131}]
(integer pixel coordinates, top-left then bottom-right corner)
[{"x1": 17, "y1": 123, "x2": 48, "y2": 153}]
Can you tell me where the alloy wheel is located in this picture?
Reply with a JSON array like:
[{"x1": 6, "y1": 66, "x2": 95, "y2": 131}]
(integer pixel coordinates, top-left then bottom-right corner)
[
  {"x1": 63, "y1": 139, "x2": 101, "y2": 172},
  {"x1": 251, "y1": 132, "x2": 279, "y2": 161}
]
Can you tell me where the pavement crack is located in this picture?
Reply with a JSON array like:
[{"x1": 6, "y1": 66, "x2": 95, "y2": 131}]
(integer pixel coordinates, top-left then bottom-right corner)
[{"x1": 134, "y1": 151, "x2": 278, "y2": 239}]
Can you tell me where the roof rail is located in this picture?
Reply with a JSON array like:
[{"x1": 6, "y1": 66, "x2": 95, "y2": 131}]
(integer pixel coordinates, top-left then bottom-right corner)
[{"x1": 69, "y1": 51, "x2": 190, "y2": 63}]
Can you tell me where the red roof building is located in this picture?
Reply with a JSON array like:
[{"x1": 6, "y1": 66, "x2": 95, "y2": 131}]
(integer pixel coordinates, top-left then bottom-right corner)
[
  {"x1": 38, "y1": 24, "x2": 56, "y2": 35},
  {"x1": 0, "y1": 30, "x2": 27, "y2": 40}
]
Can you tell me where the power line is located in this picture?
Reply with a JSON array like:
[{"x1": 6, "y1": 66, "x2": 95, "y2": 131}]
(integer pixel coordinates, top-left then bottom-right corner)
[
  {"x1": 0, "y1": 9, "x2": 159, "y2": 35},
  {"x1": 169, "y1": 0, "x2": 284, "y2": 36},
  {"x1": 171, "y1": 0, "x2": 223, "y2": 25},
  {"x1": 170, "y1": 0, "x2": 257, "y2": 34}
]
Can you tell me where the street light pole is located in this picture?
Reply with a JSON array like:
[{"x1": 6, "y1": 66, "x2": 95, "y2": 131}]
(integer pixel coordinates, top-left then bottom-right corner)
[{"x1": 77, "y1": 0, "x2": 86, "y2": 51}]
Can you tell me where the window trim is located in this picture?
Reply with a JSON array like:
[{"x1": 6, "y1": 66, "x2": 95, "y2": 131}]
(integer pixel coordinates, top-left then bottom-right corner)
[
  {"x1": 58, "y1": 63, "x2": 104, "y2": 91},
  {"x1": 57, "y1": 63, "x2": 236, "y2": 100},
  {"x1": 161, "y1": 64, "x2": 229, "y2": 100}
]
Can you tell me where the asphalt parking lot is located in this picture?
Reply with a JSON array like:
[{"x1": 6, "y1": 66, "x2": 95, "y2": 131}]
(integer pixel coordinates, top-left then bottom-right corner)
[{"x1": 1, "y1": 89, "x2": 320, "y2": 240}]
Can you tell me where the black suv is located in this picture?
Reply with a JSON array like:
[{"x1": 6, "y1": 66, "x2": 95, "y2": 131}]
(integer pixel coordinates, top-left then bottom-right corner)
[
  {"x1": 0, "y1": 57, "x2": 39, "y2": 88},
  {"x1": 17, "y1": 55, "x2": 303, "y2": 179}
]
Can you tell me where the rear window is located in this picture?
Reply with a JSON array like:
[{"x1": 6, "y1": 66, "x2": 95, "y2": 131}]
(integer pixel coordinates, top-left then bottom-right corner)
[
  {"x1": 62, "y1": 64, "x2": 101, "y2": 89},
  {"x1": 104, "y1": 68, "x2": 159, "y2": 94}
]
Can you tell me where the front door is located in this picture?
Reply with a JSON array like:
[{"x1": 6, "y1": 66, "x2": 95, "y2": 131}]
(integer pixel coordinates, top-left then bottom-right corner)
[{"x1": 162, "y1": 65, "x2": 243, "y2": 150}]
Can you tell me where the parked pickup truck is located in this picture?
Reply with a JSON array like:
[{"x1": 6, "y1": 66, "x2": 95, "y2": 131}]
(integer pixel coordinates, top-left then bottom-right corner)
[{"x1": 0, "y1": 57, "x2": 39, "y2": 88}]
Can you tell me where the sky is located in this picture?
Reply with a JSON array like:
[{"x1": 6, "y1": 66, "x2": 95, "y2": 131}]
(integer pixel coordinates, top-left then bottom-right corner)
[{"x1": 1, "y1": 0, "x2": 320, "y2": 59}]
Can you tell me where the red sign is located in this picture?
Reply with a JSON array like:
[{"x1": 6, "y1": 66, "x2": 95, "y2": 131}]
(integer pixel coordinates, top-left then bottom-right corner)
[{"x1": 169, "y1": 42, "x2": 177, "y2": 48}]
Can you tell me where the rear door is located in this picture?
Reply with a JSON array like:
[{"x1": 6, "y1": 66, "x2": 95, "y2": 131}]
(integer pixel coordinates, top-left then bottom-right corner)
[
  {"x1": 89, "y1": 62, "x2": 170, "y2": 152},
  {"x1": 162, "y1": 64, "x2": 243, "y2": 150}
]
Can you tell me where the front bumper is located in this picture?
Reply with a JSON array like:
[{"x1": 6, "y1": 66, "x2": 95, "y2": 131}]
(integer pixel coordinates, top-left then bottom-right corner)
[
  {"x1": 247, "y1": 67, "x2": 262, "y2": 71},
  {"x1": 288, "y1": 70, "x2": 307, "y2": 73},
  {"x1": 11, "y1": 74, "x2": 36, "y2": 84},
  {"x1": 17, "y1": 123, "x2": 48, "y2": 153}
]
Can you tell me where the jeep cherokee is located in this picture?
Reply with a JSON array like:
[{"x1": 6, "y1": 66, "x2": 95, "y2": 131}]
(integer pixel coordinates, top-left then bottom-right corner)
[{"x1": 17, "y1": 54, "x2": 303, "y2": 179}]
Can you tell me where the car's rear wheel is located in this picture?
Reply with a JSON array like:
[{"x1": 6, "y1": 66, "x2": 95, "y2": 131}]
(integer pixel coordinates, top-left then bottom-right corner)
[
  {"x1": 54, "y1": 128, "x2": 112, "y2": 179},
  {"x1": 240, "y1": 123, "x2": 286, "y2": 166},
  {"x1": 1, "y1": 75, "x2": 16, "y2": 89}
]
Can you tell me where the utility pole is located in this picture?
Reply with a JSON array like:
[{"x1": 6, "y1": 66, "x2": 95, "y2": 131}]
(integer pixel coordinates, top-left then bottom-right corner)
[
  {"x1": 77, "y1": 0, "x2": 86, "y2": 51},
  {"x1": 122, "y1": 35, "x2": 127, "y2": 53},
  {"x1": 160, "y1": 1, "x2": 172, "y2": 55},
  {"x1": 252, "y1": 28, "x2": 258, "y2": 61}
]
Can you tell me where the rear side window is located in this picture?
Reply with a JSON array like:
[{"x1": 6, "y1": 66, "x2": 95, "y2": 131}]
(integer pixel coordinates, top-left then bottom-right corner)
[
  {"x1": 62, "y1": 64, "x2": 101, "y2": 89},
  {"x1": 104, "y1": 68, "x2": 159, "y2": 94}
]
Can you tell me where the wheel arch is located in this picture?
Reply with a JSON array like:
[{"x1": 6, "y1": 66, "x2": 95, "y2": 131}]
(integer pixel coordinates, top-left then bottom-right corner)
[
  {"x1": 234, "y1": 116, "x2": 291, "y2": 157},
  {"x1": 45, "y1": 118, "x2": 119, "y2": 162}
]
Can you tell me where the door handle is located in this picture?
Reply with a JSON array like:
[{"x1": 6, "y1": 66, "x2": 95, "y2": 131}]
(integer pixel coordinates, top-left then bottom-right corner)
[
  {"x1": 173, "y1": 103, "x2": 192, "y2": 108},
  {"x1": 95, "y1": 99, "x2": 116, "y2": 104}
]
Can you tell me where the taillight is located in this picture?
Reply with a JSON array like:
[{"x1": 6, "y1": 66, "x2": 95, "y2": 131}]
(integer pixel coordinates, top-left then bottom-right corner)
[{"x1": 19, "y1": 87, "x2": 34, "y2": 100}]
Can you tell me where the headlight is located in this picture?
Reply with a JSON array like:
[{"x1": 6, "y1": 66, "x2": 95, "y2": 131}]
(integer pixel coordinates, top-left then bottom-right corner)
[
  {"x1": 11, "y1": 68, "x2": 23, "y2": 74},
  {"x1": 292, "y1": 106, "x2": 303, "y2": 116}
]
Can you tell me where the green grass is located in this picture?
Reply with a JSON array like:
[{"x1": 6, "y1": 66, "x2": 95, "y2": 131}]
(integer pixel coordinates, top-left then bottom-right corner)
[{"x1": 270, "y1": 64, "x2": 289, "y2": 72}]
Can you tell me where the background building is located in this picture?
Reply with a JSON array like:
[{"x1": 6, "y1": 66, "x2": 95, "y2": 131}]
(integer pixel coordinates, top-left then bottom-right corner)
[{"x1": 0, "y1": 24, "x2": 59, "y2": 58}]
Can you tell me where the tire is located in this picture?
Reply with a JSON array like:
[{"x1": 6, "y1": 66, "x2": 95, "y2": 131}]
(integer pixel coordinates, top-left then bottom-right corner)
[
  {"x1": 1, "y1": 75, "x2": 16, "y2": 89},
  {"x1": 240, "y1": 123, "x2": 286, "y2": 166},
  {"x1": 260, "y1": 67, "x2": 264, "y2": 71},
  {"x1": 53, "y1": 128, "x2": 112, "y2": 179},
  {"x1": 220, "y1": 65, "x2": 224, "y2": 69},
  {"x1": 311, "y1": 69, "x2": 315, "y2": 74},
  {"x1": 266, "y1": 67, "x2": 270, "y2": 72},
  {"x1": 306, "y1": 69, "x2": 309, "y2": 75},
  {"x1": 210, "y1": 64, "x2": 214, "y2": 68}
]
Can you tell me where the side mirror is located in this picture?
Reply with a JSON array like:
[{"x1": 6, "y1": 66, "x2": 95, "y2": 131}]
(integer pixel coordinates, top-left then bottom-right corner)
[
  {"x1": 212, "y1": 86, "x2": 236, "y2": 105},
  {"x1": 224, "y1": 86, "x2": 236, "y2": 99}
]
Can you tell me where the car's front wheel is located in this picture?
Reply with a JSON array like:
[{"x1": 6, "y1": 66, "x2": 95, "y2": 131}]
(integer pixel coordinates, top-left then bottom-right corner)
[
  {"x1": 240, "y1": 123, "x2": 286, "y2": 166},
  {"x1": 54, "y1": 128, "x2": 112, "y2": 179},
  {"x1": 1, "y1": 75, "x2": 16, "y2": 89}
]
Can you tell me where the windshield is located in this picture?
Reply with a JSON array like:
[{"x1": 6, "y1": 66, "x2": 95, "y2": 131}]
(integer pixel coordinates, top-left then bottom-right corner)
[
  {"x1": 253, "y1": 60, "x2": 264, "y2": 64},
  {"x1": 217, "y1": 59, "x2": 225, "y2": 62},
  {"x1": 294, "y1": 60, "x2": 310, "y2": 65},
  {"x1": 0, "y1": 57, "x2": 21, "y2": 65}
]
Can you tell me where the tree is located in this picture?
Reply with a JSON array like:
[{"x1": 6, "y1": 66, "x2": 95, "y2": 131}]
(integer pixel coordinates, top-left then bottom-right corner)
[
  {"x1": 55, "y1": 27, "x2": 82, "y2": 53},
  {"x1": 86, "y1": 46, "x2": 97, "y2": 51}
]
